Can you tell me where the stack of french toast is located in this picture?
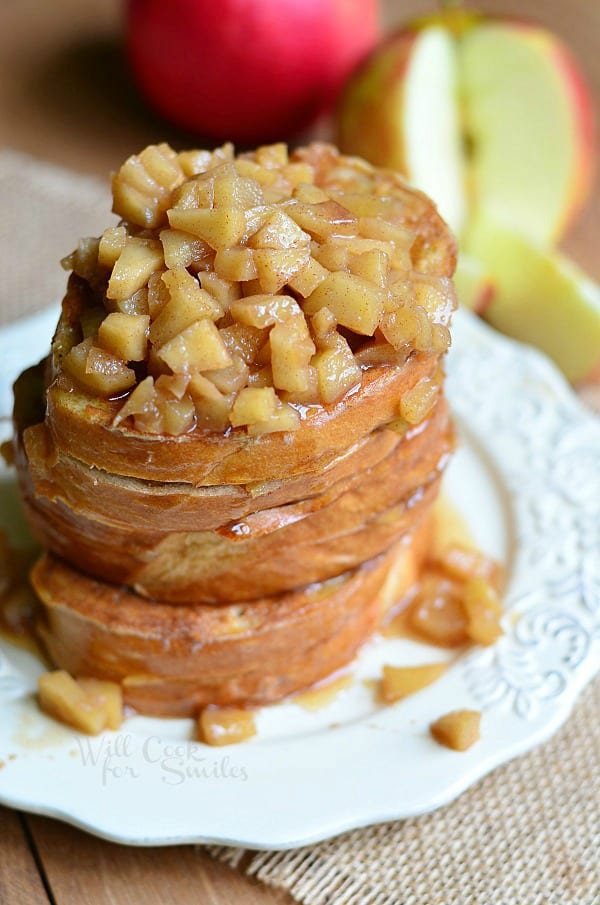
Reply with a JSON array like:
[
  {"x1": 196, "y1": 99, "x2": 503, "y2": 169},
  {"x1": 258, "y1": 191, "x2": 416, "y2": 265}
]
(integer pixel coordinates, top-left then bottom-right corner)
[{"x1": 13, "y1": 141, "x2": 456, "y2": 716}]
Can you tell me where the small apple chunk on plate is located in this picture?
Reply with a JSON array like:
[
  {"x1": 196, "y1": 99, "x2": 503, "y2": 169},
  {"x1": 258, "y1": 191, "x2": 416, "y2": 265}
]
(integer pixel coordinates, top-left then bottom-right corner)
[{"x1": 337, "y1": 10, "x2": 595, "y2": 245}]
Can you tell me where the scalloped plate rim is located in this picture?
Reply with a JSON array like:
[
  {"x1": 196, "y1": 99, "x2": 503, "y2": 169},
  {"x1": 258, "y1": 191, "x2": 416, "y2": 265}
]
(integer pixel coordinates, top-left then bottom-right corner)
[{"x1": 0, "y1": 306, "x2": 598, "y2": 850}]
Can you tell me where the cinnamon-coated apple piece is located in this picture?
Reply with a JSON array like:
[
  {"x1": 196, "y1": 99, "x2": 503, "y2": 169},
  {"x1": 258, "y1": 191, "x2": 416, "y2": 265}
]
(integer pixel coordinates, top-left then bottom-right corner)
[
  {"x1": 168, "y1": 207, "x2": 247, "y2": 248},
  {"x1": 126, "y1": 0, "x2": 380, "y2": 145},
  {"x1": 453, "y1": 254, "x2": 495, "y2": 314},
  {"x1": 230, "y1": 387, "x2": 277, "y2": 427},
  {"x1": 98, "y1": 226, "x2": 127, "y2": 268},
  {"x1": 148, "y1": 278, "x2": 221, "y2": 346},
  {"x1": 303, "y1": 271, "x2": 384, "y2": 335},
  {"x1": 270, "y1": 318, "x2": 315, "y2": 395},
  {"x1": 410, "y1": 572, "x2": 469, "y2": 647},
  {"x1": 430, "y1": 709, "x2": 481, "y2": 751},
  {"x1": 313, "y1": 331, "x2": 361, "y2": 404},
  {"x1": 157, "y1": 318, "x2": 232, "y2": 374},
  {"x1": 38, "y1": 671, "x2": 123, "y2": 735},
  {"x1": 111, "y1": 143, "x2": 185, "y2": 229},
  {"x1": 463, "y1": 577, "x2": 503, "y2": 646},
  {"x1": 381, "y1": 663, "x2": 447, "y2": 703},
  {"x1": 63, "y1": 338, "x2": 136, "y2": 397},
  {"x1": 160, "y1": 228, "x2": 212, "y2": 270},
  {"x1": 107, "y1": 238, "x2": 164, "y2": 300},
  {"x1": 98, "y1": 312, "x2": 150, "y2": 362},
  {"x1": 77, "y1": 678, "x2": 124, "y2": 731},
  {"x1": 197, "y1": 708, "x2": 256, "y2": 746}
]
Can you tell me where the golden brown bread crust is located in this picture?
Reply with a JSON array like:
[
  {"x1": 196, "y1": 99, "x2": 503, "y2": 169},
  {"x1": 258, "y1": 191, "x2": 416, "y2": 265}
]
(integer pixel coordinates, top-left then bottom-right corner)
[
  {"x1": 20, "y1": 401, "x2": 450, "y2": 602},
  {"x1": 22, "y1": 470, "x2": 441, "y2": 603},
  {"x1": 32, "y1": 524, "x2": 429, "y2": 716},
  {"x1": 14, "y1": 144, "x2": 458, "y2": 716},
  {"x1": 20, "y1": 414, "x2": 400, "y2": 533},
  {"x1": 44, "y1": 351, "x2": 439, "y2": 484}
]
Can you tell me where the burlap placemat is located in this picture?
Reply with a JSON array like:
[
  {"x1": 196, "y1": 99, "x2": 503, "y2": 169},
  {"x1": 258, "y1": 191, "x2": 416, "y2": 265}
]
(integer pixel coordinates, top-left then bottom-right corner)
[
  {"x1": 0, "y1": 150, "x2": 111, "y2": 326},
  {"x1": 1, "y1": 149, "x2": 598, "y2": 905}
]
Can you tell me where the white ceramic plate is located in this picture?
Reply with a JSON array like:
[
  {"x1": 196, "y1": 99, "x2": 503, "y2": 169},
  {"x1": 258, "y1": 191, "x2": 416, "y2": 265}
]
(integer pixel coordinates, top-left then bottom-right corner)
[{"x1": 0, "y1": 308, "x2": 599, "y2": 849}]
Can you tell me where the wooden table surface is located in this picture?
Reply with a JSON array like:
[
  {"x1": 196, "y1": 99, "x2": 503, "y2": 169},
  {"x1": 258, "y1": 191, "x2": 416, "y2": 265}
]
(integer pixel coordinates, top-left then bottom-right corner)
[{"x1": 0, "y1": 1, "x2": 598, "y2": 902}]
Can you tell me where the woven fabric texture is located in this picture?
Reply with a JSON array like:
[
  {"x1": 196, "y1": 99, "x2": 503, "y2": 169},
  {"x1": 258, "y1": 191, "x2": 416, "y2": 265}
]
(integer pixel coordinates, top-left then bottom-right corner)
[
  {"x1": 1, "y1": 149, "x2": 598, "y2": 905},
  {"x1": 0, "y1": 150, "x2": 110, "y2": 326}
]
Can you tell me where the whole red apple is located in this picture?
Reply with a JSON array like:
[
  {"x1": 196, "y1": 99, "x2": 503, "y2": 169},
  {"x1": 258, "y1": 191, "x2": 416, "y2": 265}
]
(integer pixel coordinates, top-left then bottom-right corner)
[{"x1": 126, "y1": 0, "x2": 380, "y2": 144}]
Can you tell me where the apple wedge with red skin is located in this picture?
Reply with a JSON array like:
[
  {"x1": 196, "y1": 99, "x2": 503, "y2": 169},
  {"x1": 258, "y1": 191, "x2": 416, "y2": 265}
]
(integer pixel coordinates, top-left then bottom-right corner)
[{"x1": 337, "y1": 12, "x2": 596, "y2": 245}]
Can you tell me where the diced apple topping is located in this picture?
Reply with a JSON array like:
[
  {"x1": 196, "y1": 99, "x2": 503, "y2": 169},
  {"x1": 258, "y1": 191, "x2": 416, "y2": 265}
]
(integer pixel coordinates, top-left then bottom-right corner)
[
  {"x1": 98, "y1": 313, "x2": 150, "y2": 361},
  {"x1": 404, "y1": 544, "x2": 504, "y2": 649},
  {"x1": 230, "y1": 386, "x2": 278, "y2": 426},
  {"x1": 77, "y1": 678, "x2": 124, "y2": 731},
  {"x1": 214, "y1": 246, "x2": 258, "y2": 282},
  {"x1": 168, "y1": 207, "x2": 247, "y2": 248},
  {"x1": 270, "y1": 318, "x2": 315, "y2": 394},
  {"x1": 59, "y1": 141, "x2": 455, "y2": 436},
  {"x1": 430, "y1": 709, "x2": 481, "y2": 752},
  {"x1": 399, "y1": 376, "x2": 440, "y2": 425},
  {"x1": 197, "y1": 707, "x2": 257, "y2": 746},
  {"x1": 433, "y1": 545, "x2": 504, "y2": 592},
  {"x1": 160, "y1": 228, "x2": 213, "y2": 271},
  {"x1": 287, "y1": 256, "x2": 329, "y2": 296},
  {"x1": 313, "y1": 331, "x2": 361, "y2": 404},
  {"x1": 112, "y1": 375, "x2": 196, "y2": 435},
  {"x1": 410, "y1": 573, "x2": 470, "y2": 646},
  {"x1": 157, "y1": 319, "x2": 232, "y2": 374},
  {"x1": 63, "y1": 337, "x2": 136, "y2": 397},
  {"x1": 38, "y1": 670, "x2": 124, "y2": 735},
  {"x1": 98, "y1": 226, "x2": 127, "y2": 268},
  {"x1": 107, "y1": 239, "x2": 164, "y2": 301},
  {"x1": 462, "y1": 577, "x2": 504, "y2": 646},
  {"x1": 381, "y1": 663, "x2": 447, "y2": 703},
  {"x1": 246, "y1": 400, "x2": 300, "y2": 435}
]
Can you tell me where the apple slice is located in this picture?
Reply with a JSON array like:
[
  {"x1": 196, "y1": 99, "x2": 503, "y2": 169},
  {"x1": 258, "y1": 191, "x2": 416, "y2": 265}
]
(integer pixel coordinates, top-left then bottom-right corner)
[
  {"x1": 337, "y1": 15, "x2": 595, "y2": 247},
  {"x1": 454, "y1": 254, "x2": 494, "y2": 313},
  {"x1": 461, "y1": 22, "x2": 595, "y2": 246},
  {"x1": 338, "y1": 27, "x2": 466, "y2": 235},
  {"x1": 465, "y1": 218, "x2": 600, "y2": 383}
]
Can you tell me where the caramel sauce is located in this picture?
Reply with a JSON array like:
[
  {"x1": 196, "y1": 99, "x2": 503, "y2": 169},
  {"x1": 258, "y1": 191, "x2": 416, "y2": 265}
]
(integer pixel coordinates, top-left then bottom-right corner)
[
  {"x1": 0, "y1": 542, "x2": 45, "y2": 659},
  {"x1": 380, "y1": 601, "x2": 430, "y2": 644},
  {"x1": 291, "y1": 672, "x2": 354, "y2": 711},
  {"x1": 14, "y1": 708, "x2": 73, "y2": 750},
  {"x1": 379, "y1": 495, "x2": 476, "y2": 646},
  {"x1": 429, "y1": 495, "x2": 476, "y2": 558}
]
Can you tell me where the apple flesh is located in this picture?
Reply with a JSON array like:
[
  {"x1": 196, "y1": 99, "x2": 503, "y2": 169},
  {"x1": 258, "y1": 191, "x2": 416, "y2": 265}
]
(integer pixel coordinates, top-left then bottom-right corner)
[
  {"x1": 127, "y1": 0, "x2": 381, "y2": 143},
  {"x1": 453, "y1": 254, "x2": 494, "y2": 314},
  {"x1": 461, "y1": 22, "x2": 596, "y2": 246},
  {"x1": 465, "y1": 217, "x2": 600, "y2": 384},
  {"x1": 337, "y1": 15, "x2": 595, "y2": 245},
  {"x1": 337, "y1": 26, "x2": 465, "y2": 236}
]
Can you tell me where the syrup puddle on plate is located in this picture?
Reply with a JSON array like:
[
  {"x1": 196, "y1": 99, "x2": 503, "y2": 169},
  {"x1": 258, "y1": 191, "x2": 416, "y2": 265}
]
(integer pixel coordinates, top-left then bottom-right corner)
[{"x1": 291, "y1": 672, "x2": 354, "y2": 712}]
